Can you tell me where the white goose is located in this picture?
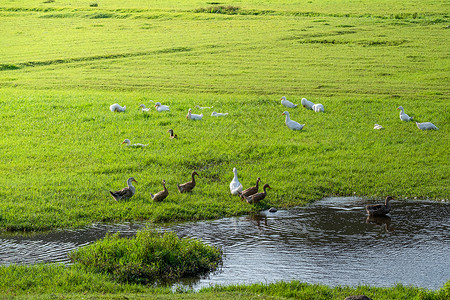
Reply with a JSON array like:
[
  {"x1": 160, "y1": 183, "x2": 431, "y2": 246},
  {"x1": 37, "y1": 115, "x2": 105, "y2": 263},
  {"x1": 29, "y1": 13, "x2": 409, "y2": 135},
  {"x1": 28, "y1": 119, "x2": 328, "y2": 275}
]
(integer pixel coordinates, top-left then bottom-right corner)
[
  {"x1": 374, "y1": 124, "x2": 384, "y2": 130},
  {"x1": 211, "y1": 111, "x2": 228, "y2": 117},
  {"x1": 312, "y1": 103, "x2": 324, "y2": 112},
  {"x1": 121, "y1": 139, "x2": 148, "y2": 147},
  {"x1": 397, "y1": 106, "x2": 413, "y2": 121},
  {"x1": 110, "y1": 103, "x2": 126, "y2": 112},
  {"x1": 186, "y1": 108, "x2": 203, "y2": 120},
  {"x1": 230, "y1": 167, "x2": 243, "y2": 195},
  {"x1": 154, "y1": 102, "x2": 170, "y2": 112},
  {"x1": 280, "y1": 96, "x2": 298, "y2": 108},
  {"x1": 416, "y1": 122, "x2": 439, "y2": 130},
  {"x1": 138, "y1": 104, "x2": 151, "y2": 112},
  {"x1": 301, "y1": 98, "x2": 314, "y2": 110},
  {"x1": 282, "y1": 111, "x2": 305, "y2": 130},
  {"x1": 195, "y1": 105, "x2": 213, "y2": 109}
]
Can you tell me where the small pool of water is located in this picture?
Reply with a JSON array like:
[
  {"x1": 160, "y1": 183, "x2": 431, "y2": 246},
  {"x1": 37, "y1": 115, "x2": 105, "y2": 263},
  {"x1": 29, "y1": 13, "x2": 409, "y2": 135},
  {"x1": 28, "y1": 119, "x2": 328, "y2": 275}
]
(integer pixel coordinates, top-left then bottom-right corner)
[{"x1": 1, "y1": 197, "x2": 449, "y2": 290}]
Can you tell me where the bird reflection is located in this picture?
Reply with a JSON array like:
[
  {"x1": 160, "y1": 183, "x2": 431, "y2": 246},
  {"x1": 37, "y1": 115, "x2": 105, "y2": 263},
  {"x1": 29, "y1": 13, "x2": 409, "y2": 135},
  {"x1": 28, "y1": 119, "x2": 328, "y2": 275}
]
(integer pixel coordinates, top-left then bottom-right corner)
[
  {"x1": 248, "y1": 214, "x2": 268, "y2": 229},
  {"x1": 366, "y1": 215, "x2": 393, "y2": 232}
]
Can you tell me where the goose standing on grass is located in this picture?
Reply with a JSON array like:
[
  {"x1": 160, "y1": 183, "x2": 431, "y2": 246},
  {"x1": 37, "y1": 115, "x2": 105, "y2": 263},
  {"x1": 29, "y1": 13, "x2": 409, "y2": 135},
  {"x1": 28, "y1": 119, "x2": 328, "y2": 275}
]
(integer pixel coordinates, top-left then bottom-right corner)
[
  {"x1": 282, "y1": 111, "x2": 305, "y2": 130},
  {"x1": 177, "y1": 171, "x2": 199, "y2": 193},
  {"x1": 280, "y1": 96, "x2": 298, "y2": 108},
  {"x1": 186, "y1": 108, "x2": 203, "y2": 120},
  {"x1": 242, "y1": 184, "x2": 271, "y2": 204},
  {"x1": 110, "y1": 103, "x2": 126, "y2": 112},
  {"x1": 365, "y1": 196, "x2": 394, "y2": 216},
  {"x1": 109, "y1": 177, "x2": 137, "y2": 201},
  {"x1": 374, "y1": 124, "x2": 384, "y2": 130},
  {"x1": 138, "y1": 104, "x2": 151, "y2": 112},
  {"x1": 211, "y1": 111, "x2": 229, "y2": 117},
  {"x1": 151, "y1": 180, "x2": 169, "y2": 201},
  {"x1": 312, "y1": 103, "x2": 325, "y2": 112},
  {"x1": 397, "y1": 106, "x2": 413, "y2": 121},
  {"x1": 416, "y1": 122, "x2": 439, "y2": 130},
  {"x1": 238, "y1": 177, "x2": 261, "y2": 200},
  {"x1": 301, "y1": 98, "x2": 314, "y2": 110},
  {"x1": 121, "y1": 139, "x2": 148, "y2": 147},
  {"x1": 167, "y1": 129, "x2": 178, "y2": 139},
  {"x1": 154, "y1": 102, "x2": 170, "y2": 112},
  {"x1": 229, "y1": 167, "x2": 243, "y2": 195}
]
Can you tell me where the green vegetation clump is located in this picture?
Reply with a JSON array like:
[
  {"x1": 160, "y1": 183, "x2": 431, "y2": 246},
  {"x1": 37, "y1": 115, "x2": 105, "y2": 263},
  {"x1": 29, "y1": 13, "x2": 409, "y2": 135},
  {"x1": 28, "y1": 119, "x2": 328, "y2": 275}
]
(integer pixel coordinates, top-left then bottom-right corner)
[{"x1": 68, "y1": 227, "x2": 223, "y2": 284}]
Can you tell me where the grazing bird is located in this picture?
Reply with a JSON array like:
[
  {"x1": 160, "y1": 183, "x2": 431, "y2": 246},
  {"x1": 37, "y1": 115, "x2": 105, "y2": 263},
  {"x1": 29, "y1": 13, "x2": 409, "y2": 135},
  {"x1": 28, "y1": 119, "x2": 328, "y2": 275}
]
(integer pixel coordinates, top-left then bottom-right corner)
[
  {"x1": 416, "y1": 122, "x2": 438, "y2": 130},
  {"x1": 167, "y1": 129, "x2": 178, "y2": 139},
  {"x1": 121, "y1": 139, "x2": 148, "y2": 147},
  {"x1": 242, "y1": 184, "x2": 271, "y2": 204},
  {"x1": 177, "y1": 171, "x2": 199, "y2": 193},
  {"x1": 151, "y1": 180, "x2": 169, "y2": 201},
  {"x1": 374, "y1": 124, "x2": 384, "y2": 130},
  {"x1": 282, "y1": 111, "x2": 305, "y2": 130},
  {"x1": 109, "y1": 177, "x2": 137, "y2": 201},
  {"x1": 239, "y1": 177, "x2": 261, "y2": 200},
  {"x1": 110, "y1": 103, "x2": 126, "y2": 112},
  {"x1": 397, "y1": 106, "x2": 413, "y2": 121},
  {"x1": 229, "y1": 167, "x2": 243, "y2": 195},
  {"x1": 280, "y1": 96, "x2": 298, "y2": 108},
  {"x1": 312, "y1": 103, "x2": 324, "y2": 112},
  {"x1": 301, "y1": 98, "x2": 314, "y2": 110},
  {"x1": 365, "y1": 196, "x2": 394, "y2": 216},
  {"x1": 211, "y1": 111, "x2": 229, "y2": 117},
  {"x1": 154, "y1": 102, "x2": 170, "y2": 112},
  {"x1": 195, "y1": 105, "x2": 213, "y2": 109},
  {"x1": 186, "y1": 108, "x2": 203, "y2": 120},
  {"x1": 138, "y1": 104, "x2": 151, "y2": 112}
]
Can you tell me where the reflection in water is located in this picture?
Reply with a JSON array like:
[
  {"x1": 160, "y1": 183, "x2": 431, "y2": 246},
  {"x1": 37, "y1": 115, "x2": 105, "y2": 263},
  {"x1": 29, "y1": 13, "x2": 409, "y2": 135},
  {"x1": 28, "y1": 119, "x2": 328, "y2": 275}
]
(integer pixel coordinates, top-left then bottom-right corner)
[{"x1": 0, "y1": 198, "x2": 449, "y2": 290}]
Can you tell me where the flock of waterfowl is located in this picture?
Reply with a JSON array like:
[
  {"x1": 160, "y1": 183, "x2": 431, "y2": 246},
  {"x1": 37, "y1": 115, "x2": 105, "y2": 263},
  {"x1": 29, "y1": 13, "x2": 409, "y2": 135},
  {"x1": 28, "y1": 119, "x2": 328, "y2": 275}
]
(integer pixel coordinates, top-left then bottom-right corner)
[{"x1": 109, "y1": 96, "x2": 440, "y2": 215}]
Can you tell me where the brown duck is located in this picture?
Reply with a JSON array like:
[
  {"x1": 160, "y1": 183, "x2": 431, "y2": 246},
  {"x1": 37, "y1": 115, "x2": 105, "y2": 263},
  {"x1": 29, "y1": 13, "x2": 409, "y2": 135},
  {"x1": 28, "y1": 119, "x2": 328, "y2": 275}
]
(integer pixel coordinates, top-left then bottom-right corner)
[
  {"x1": 177, "y1": 171, "x2": 199, "y2": 193},
  {"x1": 151, "y1": 179, "x2": 168, "y2": 201},
  {"x1": 365, "y1": 196, "x2": 394, "y2": 216},
  {"x1": 168, "y1": 129, "x2": 177, "y2": 139},
  {"x1": 239, "y1": 177, "x2": 261, "y2": 200},
  {"x1": 242, "y1": 184, "x2": 271, "y2": 204},
  {"x1": 109, "y1": 177, "x2": 137, "y2": 201}
]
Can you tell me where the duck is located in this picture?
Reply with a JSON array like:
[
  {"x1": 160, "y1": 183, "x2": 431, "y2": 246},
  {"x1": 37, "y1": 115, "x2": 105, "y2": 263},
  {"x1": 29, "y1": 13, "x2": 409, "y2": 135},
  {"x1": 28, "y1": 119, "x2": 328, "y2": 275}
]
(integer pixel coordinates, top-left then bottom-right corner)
[
  {"x1": 121, "y1": 139, "x2": 148, "y2": 147},
  {"x1": 301, "y1": 98, "x2": 314, "y2": 110},
  {"x1": 242, "y1": 184, "x2": 271, "y2": 204},
  {"x1": 374, "y1": 124, "x2": 384, "y2": 130},
  {"x1": 229, "y1": 167, "x2": 243, "y2": 195},
  {"x1": 167, "y1": 129, "x2": 178, "y2": 139},
  {"x1": 211, "y1": 111, "x2": 229, "y2": 117},
  {"x1": 416, "y1": 122, "x2": 439, "y2": 130},
  {"x1": 110, "y1": 103, "x2": 126, "y2": 112},
  {"x1": 312, "y1": 103, "x2": 324, "y2": 112},
  {"x1": 280, "y1": 96, "x2": 298, "y2": 108},
  {"x1": 154, "y1": 102, "x2": 170, "y2": 112},
  {"x1": 138, "y1": 104, "x2": 151, "y2": 112},
  {"x1": 282, "y1": 111, "x2": 305, "y2": 130},
  {"x1": 109, "y1": 177, "x2": 137, "y2": 201},
  {"x1": 151, "y1": 180, "x2": 169, "y2": 201},
  {"x1": 365, "y1": 196, "x2": 394, "y2": 216},
  {"x1": 397, "y1": 106, "x2": 413, "y2": 121},
  {"x1": 186, "y1": 108, "x2": 203, "y2": 120},
  {"x1": 177, "y1": 171, "x2": 199, "y2": 193},
  {"x1": 195, "y1": 105, "x2": 213, "y2": 109},
  {"x1": 238, "y1": 177, "x2": 261, "y2": 200}
]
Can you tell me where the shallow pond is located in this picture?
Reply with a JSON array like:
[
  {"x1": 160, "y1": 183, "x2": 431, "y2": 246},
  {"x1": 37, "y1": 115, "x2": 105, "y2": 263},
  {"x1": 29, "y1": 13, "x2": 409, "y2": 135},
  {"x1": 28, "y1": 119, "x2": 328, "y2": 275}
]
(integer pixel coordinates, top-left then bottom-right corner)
[{"x1": 1, "y1": 197, "x2": 449, "y2": 290}]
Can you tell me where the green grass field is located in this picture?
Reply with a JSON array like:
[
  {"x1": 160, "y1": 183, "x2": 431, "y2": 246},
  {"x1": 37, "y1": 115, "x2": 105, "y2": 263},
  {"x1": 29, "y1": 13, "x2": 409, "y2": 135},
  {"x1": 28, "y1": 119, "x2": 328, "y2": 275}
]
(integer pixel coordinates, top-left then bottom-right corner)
[{"x1": 0, "y1": 0, "x2": 448, "y2": 233}]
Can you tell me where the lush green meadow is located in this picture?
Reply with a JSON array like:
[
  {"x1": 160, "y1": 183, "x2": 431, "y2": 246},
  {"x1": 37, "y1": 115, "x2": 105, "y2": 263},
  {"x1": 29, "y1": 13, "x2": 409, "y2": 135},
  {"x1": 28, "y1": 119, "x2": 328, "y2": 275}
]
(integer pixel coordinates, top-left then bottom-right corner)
[{"x1": 0, "y1": 0, "x2": 448, "y2": 233}]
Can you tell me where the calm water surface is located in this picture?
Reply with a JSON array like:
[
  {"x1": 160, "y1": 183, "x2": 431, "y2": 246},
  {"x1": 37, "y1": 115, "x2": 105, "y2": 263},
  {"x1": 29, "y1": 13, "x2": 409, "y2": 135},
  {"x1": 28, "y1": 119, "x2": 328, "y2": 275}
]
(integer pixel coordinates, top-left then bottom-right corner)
[{"x1": 1, "y1": 197, "x2": 449, "y2": 290}]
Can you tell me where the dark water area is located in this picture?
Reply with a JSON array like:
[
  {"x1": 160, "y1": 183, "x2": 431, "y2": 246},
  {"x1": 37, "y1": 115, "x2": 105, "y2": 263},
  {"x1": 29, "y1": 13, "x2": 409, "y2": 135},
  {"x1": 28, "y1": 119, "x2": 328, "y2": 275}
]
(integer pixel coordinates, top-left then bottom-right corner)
[{"x1": 1, "y1": 197, "x2": 449, "y2": 290}]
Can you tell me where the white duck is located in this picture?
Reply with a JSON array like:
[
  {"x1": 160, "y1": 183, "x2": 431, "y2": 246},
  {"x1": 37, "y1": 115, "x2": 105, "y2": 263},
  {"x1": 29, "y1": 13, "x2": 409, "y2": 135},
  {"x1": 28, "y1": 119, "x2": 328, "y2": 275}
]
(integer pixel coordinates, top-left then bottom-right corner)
[
  {"x1": 301, "y1": 98, "x2": 314, "y2": 110},
  {"x1": 397, "y1": 106, "x2": 413, "y2": 121},
  {"x1": 312, "y1": 103, "x2": 324, "y2": 112},
  {"x1": 110, "y1": 103, "x2": 126, "y2": 112},
  {"x1": 416, "y1": 122, "x2": 439, "y2": 130},
  {"x1": 230, "y1": 167, "x2": 243, "y2": 195},
  {"x1": 282, "y1": 111, "x2": 305, "y2": 130},
  {"x1": 374, "y1": 124, "x2": 384, "y2": 130},
  {"x1": 211, "y1": 111, "x2": 228, "y2": 117},
  {"x1": 154, "y1": 102, "x2": 170, "y2": 112},
  {"x1": 280, "y1": 96, "x2": 298, "y2": 108},
  {"x1": 138, "y1": 104, "x2": 151, "y2": 112},
  {"x1": 186, "y1": 108, "x2": 203, "y2": 120},
  {"x1": 195, "y1": 105, "x2": 213, "y2": 109},
  {"x1": 121, "y1": 139, "x2": 148, "y2": 147}
]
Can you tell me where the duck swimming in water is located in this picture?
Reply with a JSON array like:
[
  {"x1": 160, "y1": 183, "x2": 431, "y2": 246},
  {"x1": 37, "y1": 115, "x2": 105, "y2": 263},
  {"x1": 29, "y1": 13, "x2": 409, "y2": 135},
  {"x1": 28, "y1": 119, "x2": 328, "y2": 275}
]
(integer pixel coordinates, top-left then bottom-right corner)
[{"x1": 365, "y1": 196, "x2": 394, "y2": 216}]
